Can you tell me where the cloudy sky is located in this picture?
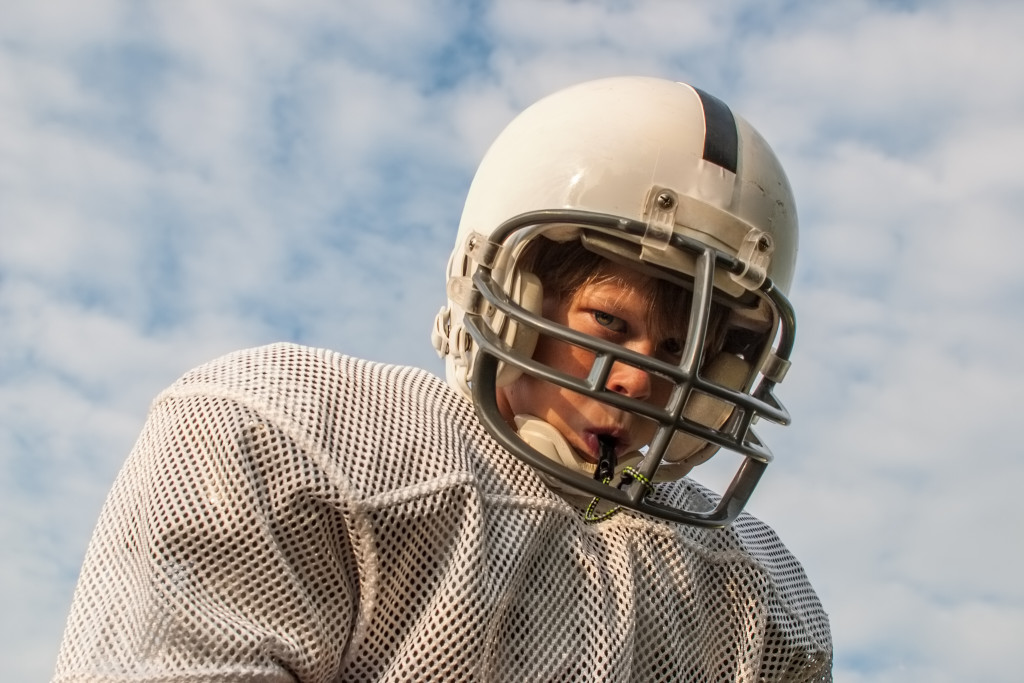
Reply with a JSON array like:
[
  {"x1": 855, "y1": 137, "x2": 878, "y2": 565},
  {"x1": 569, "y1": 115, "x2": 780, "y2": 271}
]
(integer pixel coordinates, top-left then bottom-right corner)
[{"x1": 2, "y1": 1, "x2": 1022, "y2": 681}]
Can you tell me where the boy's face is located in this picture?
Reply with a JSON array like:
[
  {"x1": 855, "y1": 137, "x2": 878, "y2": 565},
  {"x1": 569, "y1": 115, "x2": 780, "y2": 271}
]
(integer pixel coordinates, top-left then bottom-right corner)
[{"x1": 497, "y1": 261, "x2": 685, "y2": 464}]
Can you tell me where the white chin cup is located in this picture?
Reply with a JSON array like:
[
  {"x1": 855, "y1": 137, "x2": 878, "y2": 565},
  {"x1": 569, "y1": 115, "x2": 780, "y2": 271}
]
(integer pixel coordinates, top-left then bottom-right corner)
[
  {"x1": 514, "y1": 415, "x2": 595, "y2": 476},
  {"x1": 513, "y1": 415, "x2": 644, "y2": 480}
]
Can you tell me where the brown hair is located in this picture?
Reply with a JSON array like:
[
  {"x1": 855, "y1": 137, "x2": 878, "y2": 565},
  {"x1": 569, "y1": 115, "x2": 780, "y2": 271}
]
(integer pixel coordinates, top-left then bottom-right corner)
[{"x1": 519, "y1": 237, "x2": 725, "y2": 356}]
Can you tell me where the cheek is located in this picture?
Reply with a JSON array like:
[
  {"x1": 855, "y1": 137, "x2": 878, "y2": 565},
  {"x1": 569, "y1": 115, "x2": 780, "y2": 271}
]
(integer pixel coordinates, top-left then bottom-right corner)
[
  {"x1": 649, "y1": 375, "x2": 674, "y2": 406},
  {"x1": 502, "y1": 335, "x2": 594, "y2": 419},
  {"x1": 536, "y1": 333, "x2": 671, "y2": 407},
  {"x1": 533, "y1": 334, "x2": 592, "y2": 376}
]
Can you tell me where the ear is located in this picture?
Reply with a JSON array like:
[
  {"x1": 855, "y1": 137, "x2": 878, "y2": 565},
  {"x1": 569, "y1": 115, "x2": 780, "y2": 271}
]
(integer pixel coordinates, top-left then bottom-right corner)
[
  {"x1": 494, "y1": 270, "x2": 543, "y2": 387},
  {"x1": 657, "y1": 352, "x2": 752, "y2": 476}
]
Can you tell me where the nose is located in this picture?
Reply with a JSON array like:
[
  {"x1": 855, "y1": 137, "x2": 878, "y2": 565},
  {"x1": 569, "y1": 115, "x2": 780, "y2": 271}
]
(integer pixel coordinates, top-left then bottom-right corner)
[
  {"x1": 604, "y1": 334, "x2": 663, "y2": 401},
  {"x1": 606, "y1": 360, "x2": 652, "y2": 401}
]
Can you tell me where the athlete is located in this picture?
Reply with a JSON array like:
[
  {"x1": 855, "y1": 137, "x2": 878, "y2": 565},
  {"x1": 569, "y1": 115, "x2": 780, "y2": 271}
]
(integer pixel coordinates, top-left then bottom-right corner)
[{"x1": 54, "y1": 77, "x2": 832, "y2": 682}]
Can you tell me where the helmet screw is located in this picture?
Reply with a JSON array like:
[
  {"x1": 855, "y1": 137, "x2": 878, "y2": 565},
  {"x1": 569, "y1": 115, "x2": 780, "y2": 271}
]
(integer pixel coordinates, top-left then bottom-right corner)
[
  {"x1": 656, "y1": 192, "x2": 675, "y2": 210},
  {"x1": 757, "y1": 234, "x2": 773, "y2": 251}
]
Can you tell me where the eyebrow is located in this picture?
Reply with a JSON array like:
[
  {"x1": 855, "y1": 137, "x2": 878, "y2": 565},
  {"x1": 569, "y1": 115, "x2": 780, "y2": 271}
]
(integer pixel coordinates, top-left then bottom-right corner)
[{"x1": 577, "y1": 285, "x2": 650, "y2": 310}]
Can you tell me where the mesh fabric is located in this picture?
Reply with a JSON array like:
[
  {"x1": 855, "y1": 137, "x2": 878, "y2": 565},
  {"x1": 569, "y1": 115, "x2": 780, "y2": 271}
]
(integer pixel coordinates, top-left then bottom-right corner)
[{"x1": 54, "y1": 343, "x2": 831, "y2": 682}]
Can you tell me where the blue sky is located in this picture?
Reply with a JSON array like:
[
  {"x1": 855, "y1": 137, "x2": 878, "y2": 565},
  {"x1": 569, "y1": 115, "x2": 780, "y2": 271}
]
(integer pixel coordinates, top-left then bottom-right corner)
[{"x1": 3, "y1": 1, "x2": 1023, "y2": 680}]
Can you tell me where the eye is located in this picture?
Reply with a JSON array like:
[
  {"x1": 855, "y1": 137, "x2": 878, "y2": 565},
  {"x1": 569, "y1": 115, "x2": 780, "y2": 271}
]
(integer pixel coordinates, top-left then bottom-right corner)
[
  {"x1": 592, "y1": 310, "x2": 626, "y2": 333},
  {"x1": 660, "y1": 338, "x2": 684, "y2": 359}
]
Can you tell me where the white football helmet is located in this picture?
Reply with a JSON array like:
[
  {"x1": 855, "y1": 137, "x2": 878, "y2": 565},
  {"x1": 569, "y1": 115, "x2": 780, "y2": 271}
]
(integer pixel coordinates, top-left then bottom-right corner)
[{"x1": 432, "y1": 77, "x2": 798, "y2": 527}]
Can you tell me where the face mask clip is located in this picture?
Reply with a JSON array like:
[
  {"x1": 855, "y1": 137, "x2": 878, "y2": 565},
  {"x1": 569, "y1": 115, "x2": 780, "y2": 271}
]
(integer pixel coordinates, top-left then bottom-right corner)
[
  {"x1": 641, "y1": 187, "x2": 679, "y2": 253},
  {"x1": 730, "y1": 229, "x2": 774, "y2": 291}
]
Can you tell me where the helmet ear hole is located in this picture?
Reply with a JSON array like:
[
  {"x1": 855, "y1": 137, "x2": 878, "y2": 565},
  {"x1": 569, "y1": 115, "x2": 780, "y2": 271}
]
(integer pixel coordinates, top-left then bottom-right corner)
[{"x1": 495, "y1": 269, "x2": 543, "y2": 387}]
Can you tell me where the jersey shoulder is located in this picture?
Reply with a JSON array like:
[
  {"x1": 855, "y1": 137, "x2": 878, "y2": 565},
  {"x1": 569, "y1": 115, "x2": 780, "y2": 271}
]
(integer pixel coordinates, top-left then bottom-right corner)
[{"x1": 158, "y1": 343, "x2": 509, "y2": 498}]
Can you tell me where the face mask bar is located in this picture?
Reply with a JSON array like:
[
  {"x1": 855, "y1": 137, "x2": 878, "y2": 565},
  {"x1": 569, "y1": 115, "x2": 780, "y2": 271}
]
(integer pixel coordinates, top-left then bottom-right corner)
[{"x1": 463, "y1": 210, "x2": 796, "y2": 528}]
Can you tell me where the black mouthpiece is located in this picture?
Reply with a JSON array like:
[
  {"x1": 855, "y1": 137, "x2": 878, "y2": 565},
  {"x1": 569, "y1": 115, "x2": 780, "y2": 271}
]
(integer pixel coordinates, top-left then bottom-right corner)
[{"x1": 594, "y1": 436, "x2": 617, "y2": 482}]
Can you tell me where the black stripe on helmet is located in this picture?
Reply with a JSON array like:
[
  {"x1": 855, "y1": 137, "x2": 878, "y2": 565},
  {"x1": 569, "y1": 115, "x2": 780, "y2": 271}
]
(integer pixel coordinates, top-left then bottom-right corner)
[{"x1": 693, "y1": 87, "x2": 738, "y2": 174}]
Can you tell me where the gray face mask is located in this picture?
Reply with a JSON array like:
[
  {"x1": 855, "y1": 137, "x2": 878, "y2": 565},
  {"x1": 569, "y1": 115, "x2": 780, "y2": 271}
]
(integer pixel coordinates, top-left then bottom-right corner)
[{"x1": 461, "y1": 212, "x2": 795, "y2": 528}]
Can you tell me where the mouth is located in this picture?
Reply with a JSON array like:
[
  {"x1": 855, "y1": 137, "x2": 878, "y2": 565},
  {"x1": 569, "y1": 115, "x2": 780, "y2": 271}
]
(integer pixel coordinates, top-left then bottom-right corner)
[{"x1": 581, "y1": 427, "x2": 630, "y2": 463}]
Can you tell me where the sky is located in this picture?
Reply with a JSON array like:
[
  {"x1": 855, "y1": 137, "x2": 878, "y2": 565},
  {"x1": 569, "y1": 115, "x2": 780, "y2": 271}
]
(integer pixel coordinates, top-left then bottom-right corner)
[{"x1": 2, "y1": 0, "x2": 1022, "y2": 680}]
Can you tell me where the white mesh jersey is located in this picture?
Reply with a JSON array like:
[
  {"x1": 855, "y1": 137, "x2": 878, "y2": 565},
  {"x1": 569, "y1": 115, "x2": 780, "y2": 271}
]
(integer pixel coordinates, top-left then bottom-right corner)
[{"x1": 54, "y1": 343, "x2": 832, "y2": 682}]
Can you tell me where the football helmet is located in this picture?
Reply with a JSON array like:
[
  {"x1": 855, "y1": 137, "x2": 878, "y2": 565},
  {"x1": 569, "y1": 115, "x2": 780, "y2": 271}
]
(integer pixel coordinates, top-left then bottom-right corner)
[{"x1": 432, "y1": 77, "x2": 798, "y2": 527}]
